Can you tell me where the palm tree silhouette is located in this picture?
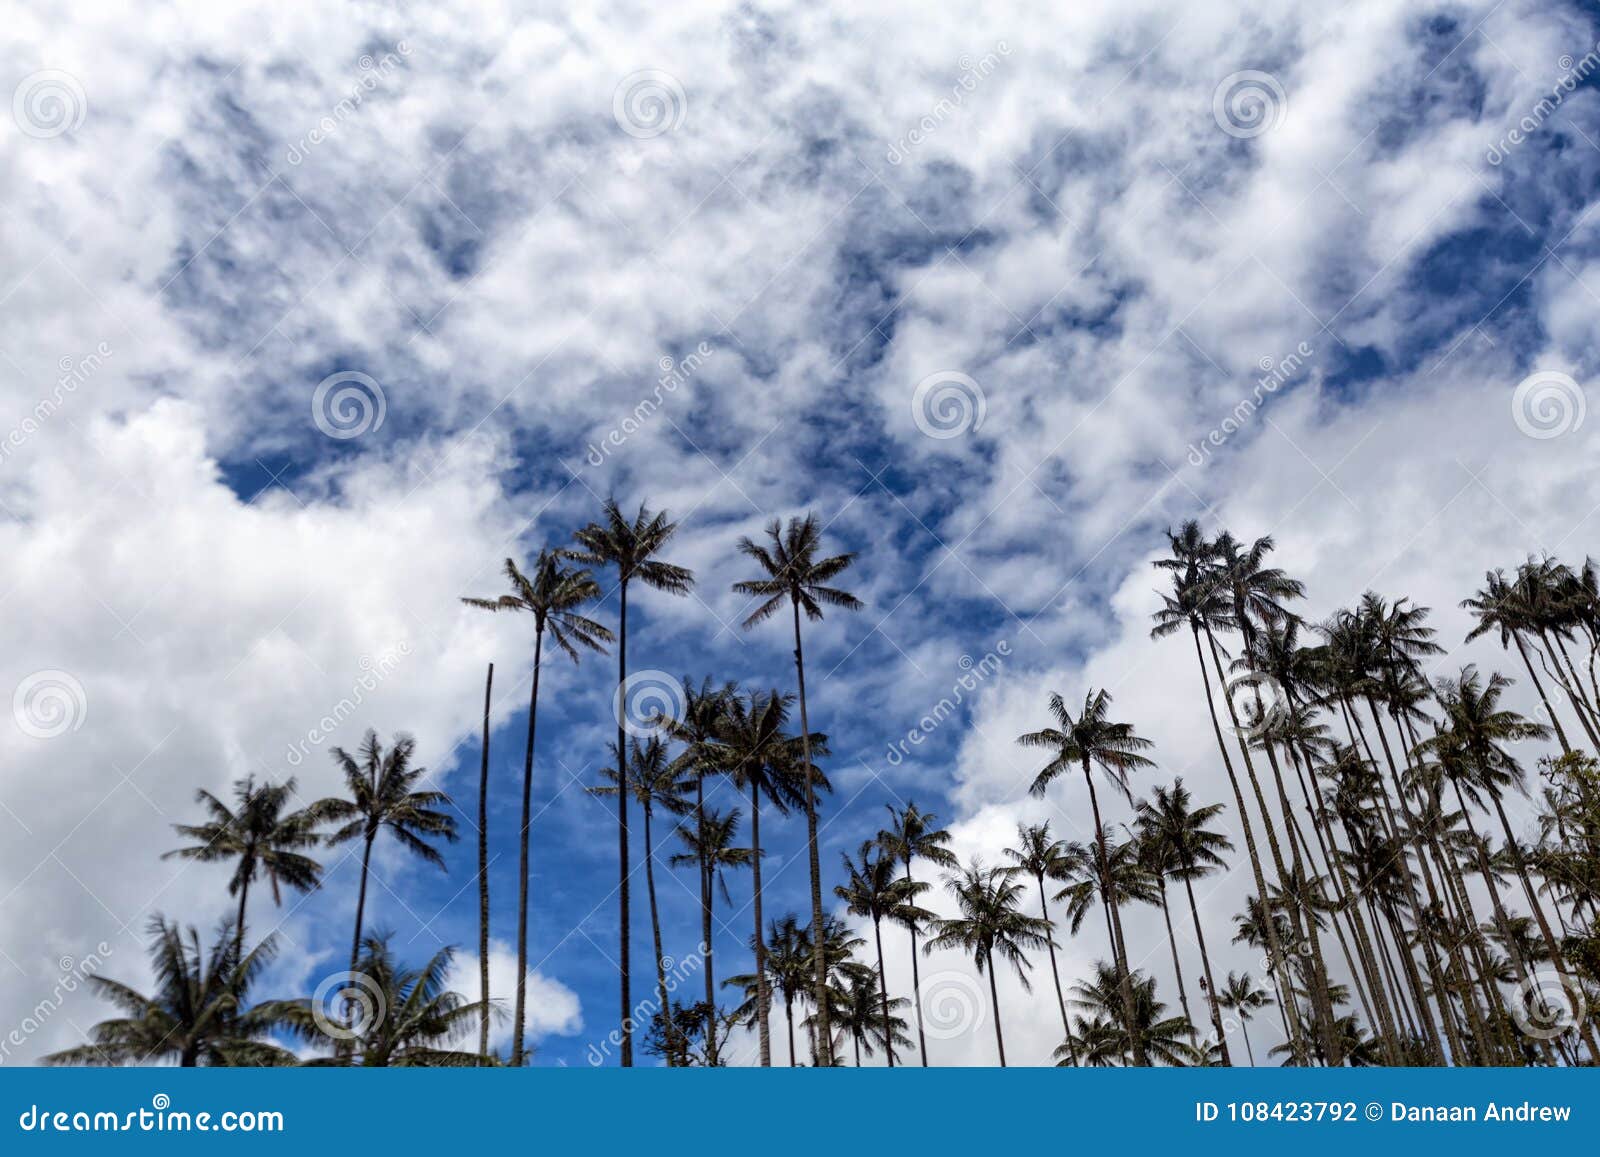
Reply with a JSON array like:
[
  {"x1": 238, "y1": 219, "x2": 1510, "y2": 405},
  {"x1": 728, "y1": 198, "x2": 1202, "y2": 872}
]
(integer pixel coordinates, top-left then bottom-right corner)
[
  {"x1": 43, "y1": 917, "x2": 299, "y2": 1066},
  {"x1": 462, "y1": 550, "x2": 611, "y2": 1064},
  {"x1": 163, "y1": 775, "x2": 327, "y2": 957},
  {"x1": 924, "y1": 860, "x2": 1050, "y2": 1066},
  {"x1": 733, "y1": 512, "x2": 861, "y2": 1062},
  {"x1": 834, "y1": 839, "x2": 929, "y2": 1066},
  {"x1": 1061, "y1": 962, "x2": 1193, "y2": 1066},
  {"x1": 878, "y1": 801, "x2": 956, "y2": 1066},
  {"x1": 1216, "y1": 970, "x2": 1269, "y2": 1065},
  {"x1": 1016, "y1": 687, "x2": 1155, "y2": 1063},
  {"x1": 1002, "y1": 822, "x2": 1075, "y2": 1058},
  {"x1": 572, "y1": 499, "x2": 694, "y2": 1066},
  {"x1": 323, "y1": 731, "x2": 457, "y2": 980}
]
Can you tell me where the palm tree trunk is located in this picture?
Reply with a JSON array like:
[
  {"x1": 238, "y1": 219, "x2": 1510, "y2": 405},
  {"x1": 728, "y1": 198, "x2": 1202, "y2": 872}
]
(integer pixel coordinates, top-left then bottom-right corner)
[
  {"x1": 349, "y1": 831, "x2": 375, "y2": 974},
  {"x1": 1155, "y1": 878, "x2": 1194, "y2": 1038},
  {"x1": 872, "y1": 917, "x2": 896, "y2": 1067},
  {"x1": 642, "y1": 802, "x2": 676, "y2": 1064},
  {"x1": 1081, "y1": 758, "x2": 1146, "y2": 1065},
  {"x1": 697, "y1": 781, "x2": 718, "y2": 1067},
  {"x1": 1239, "y1": 1016, "x2": 1256, "y2": 1066},
  {"x1": 233, "y1": 874, "x2": 251, "y2": 961},
  {"x1": 1192, "y1": 624, "x2": 1307, "y2": 1061},
  {"x1": 785, "y1": 995, "x2": 796, "y2": 1066},
  {"x1": 904, "y1": 860, "x2": 929, "y2": 1066},
  {"x1": 477, "y1": 661, "x2": 493, "y2": 1064},
  {"x1": 1514, "y1": 632, "x2": 1575, "y2": 755},
  {"x1": 1038, "y1": 876, "x2": 1074, "y2": 1061},
  {"x1": 616, "y1": 582, "x2": 633, "y2": 1067},
  {"x1": 512, "y1": 630, "x2": 545, "y2": 1068},
  {"x1": 790, "y1": 598, "x2": 831, "y2": 1065},
  {"x1": 1180, "y1": 869, "x2": 1231, "y2": 1065},
  {"x1": 986, "y1": 964, "x2": 1006, "y2": 1066},
  {"x1": 749, "y1": 779, "x2": 771, "y2": 1065}
]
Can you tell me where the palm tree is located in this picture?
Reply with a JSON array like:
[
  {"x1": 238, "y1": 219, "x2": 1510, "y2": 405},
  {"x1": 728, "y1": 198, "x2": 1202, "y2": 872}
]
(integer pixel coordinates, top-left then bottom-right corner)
[
  {"x1": 733, "y1": 512, "x2": 862, "y2": 1062},
  {"x1": 1216, "y1": 971, "x2": 1269, "y2": 1065},
  {"x1": 572, "y1": 499, "x2": 694, "y2": 1067},
  {"x1": 878, "y1": 801, "x2": 957, "y2": 1066},
  {"x1": 834, "y1": 966, "x2": 912, "y2": 1066},
  {"x1": 716, "y1": 688, "x2": 812, "y2": 1064},
  {"x1": 923, "y1": 861, "x2": 1051, "y2": 1066},
  {"x1": 462, "y1": 551, "x2": 611, "y2": 1065},
  {"x1": 1061, "y1": 962, "x2": 1194, "y2": 1066},
  {"x1": 727, "y1": 914, "x2": 811, "y2": 1065},
  {"x1": 322, "y1": 731, "x2": 457, "y2": 979},
  {"x1": 474, "y1": 662, "x2": 493, "y2": 1060},
  {"x1": 1003, "y1": 822, "x2": 1074, "y2": 1052},
  {"x1": 592, "y1": 738, "x2": 692, "y2": 1063},
  {"x1": 162, "y1": 776, "x2": 327, "y2": 957},
  {"x1": 1135, "y1": 779, "x2": 1235, "y2": 1064},
  {"x1": 659, "y1": 675, "x2": 736, "y2": 1063},
  {"x1": 43, "y1": 917, "x2": 299, "y2": 1066},
  {"x1": 834, "y1": 840, "x2": 930, "y2": 1066},
  {"x1": 1016, "y1": 687, "x2": 1155, "y2": 1063},
  {"x1": 668, "y1": 801, "x2": 753, "y2": 1064},
  {"x1": 291, "y1": 934, "x2": 489, "y2": 1066}
]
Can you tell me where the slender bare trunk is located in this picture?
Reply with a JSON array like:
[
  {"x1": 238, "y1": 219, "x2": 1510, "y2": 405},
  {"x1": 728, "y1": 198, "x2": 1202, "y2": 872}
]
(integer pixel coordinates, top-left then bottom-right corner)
[
  {"x1": 791, "y1": 598, "x2": 831, "y2": 1064},
  {"x1": 477, "y1": 662, "x2": 493, "y2": 1063}
]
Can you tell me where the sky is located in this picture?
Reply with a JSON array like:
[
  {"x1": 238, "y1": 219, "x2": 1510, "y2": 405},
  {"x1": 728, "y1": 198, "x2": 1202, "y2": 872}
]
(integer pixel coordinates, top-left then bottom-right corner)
[{"x1": 2, "y1": 0, "x2": 1600, "y2": 1067}]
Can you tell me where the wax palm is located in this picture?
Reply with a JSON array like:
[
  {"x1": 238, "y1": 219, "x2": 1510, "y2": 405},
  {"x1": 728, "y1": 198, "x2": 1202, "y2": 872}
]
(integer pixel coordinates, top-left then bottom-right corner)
[
  {"x1": 163, "y1": 775, "x2": 327, "y2": 956},
  {"x1": 834, "y1": 840, "x2": 931, "y2": 1067},
  {"x1": 1061, "y1": 962, "x2": 1193, "y2": 1067},
  {"x1": 43, "y1": 917, "x2": 299, "y2": 1067},
  {"x1": 878, "y1": 801, "x2": 957, "y2": 1066},
  {"x1": 834, "y1": 966, "x2": 912, "y2": 1066},
  {"x1": 727, "y1": 914, "x2": 810, "y2": 1065},
  {"x1": 1016, "y1": 687, "x2": 1155, "y2": 1063},
  {"x1": 322, "y1": 731, "x2": 457, "y2": 978},
  {"x1": 592, "y1": 738, "x2": 692, "y2": 1063},
  {"x1": 1216, "y1": 971, "x2": 1270, "y2": 1065},
  {"x1": 924, "y1": 861, "x2": 1051, "y2": 1065},
  {"x1": 571, "y1": 498, "x2": 694, "y2": 1066},
  {"x1": 462, "y1": 549, "x2": 610, "y2": 1065},
  {"x1": 291, "y1": 935, "x2": 488, "y2": 1066},
  {"x1": 733, "y1": 511, "x2": 862, "y2": 1063},
  {"x1": 1002, "y1": 822, "x2": 1075, "y2": 1051},
  {"x1": 801, "y1": 914, "x2": 870, "y2": 1065},
  {"x1": 1136, "y1": 779, "x2": 1235, "y2": 1063},
  {"x1": 670, "y1": 802, "x2": 753, "y2": 1060}
]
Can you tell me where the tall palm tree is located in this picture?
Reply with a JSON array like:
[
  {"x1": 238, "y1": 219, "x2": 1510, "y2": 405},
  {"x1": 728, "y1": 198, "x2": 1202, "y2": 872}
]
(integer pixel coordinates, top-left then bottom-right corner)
[
  {"x1": 462, "y1": 551, "x2": 611, "y2": 1065},
  {"x1": 668, "y1": 801, "x2": 753, "y2": 1064},
  {"x1": 878, "y1": 801, "x2": 957, "y2": 1066},
  {"x1": 1135, "y1": 779, "x2": 1235, "y2": 1064},
  {"x1": 43, "y1": 917, "x2": 299, "y2": 1067},
  {"x1": 1016, "y1": 687, "x2": 1155, "y2": 1064},
  {"x1": 834, "y1": 840, "x2": 930, "y2": 1067},
  {"x1": 733, "y1": 512, "x2": 862, "y2": 1063},
  {"x1": 162, "y1": 776, "x2": 327, "y2": 957},
  {"x1": 834, "y1": 966, "x2": 912, "y2": 1066},
  {"x1": 923, "y1": 861, "x2": 1051, "y2": 1066},
  {"x1": 323, "y1": 731, "x2": 457, "y2": 979},
  {"x1": 1002, "y1": 822, "x2": 1075, "y2": 1052},
  {"x1": 1216, "y1": 971, "x2": 1269, "y2": 1065},
  {"x1": 727, "y1": 914, "x2": 811, "y2": 1066},
  {"x1": 572, "y1": 500, "x2": 694, "y2": 1067},
  {"x1": 291, "y1": 935, "x2": 489, "y2": 1066},
  {"x1": 592, "y1": 738, "x2": 692, "y2": 1064},
  {"x1": 1061, "y1": 962, "x2": 1194, "y2": 1066},
  {"x1": 475, "y1": 662, "x2": 493, "y2": 1061}
]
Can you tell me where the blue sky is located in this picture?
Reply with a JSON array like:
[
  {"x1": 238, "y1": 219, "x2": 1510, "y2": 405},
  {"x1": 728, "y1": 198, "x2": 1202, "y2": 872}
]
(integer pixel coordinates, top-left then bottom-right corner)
[{"x1": 5, "y1": 0, "x2": 1600, "y2": 1067}]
